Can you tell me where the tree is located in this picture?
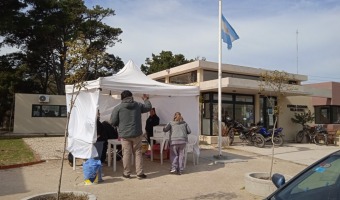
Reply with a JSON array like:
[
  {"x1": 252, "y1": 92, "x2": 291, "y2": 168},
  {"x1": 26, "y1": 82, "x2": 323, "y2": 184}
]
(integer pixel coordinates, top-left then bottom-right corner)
[
  {"x1": 64, "y1": 33, "x2": 124, "y2": 83},
  {"x1": 0, "y1": 0, "x2": 27, "y2": 36},
  {"x1": 259, "y1": 70, "x2": 296, "y2": 179},
  {"x1": 291, "y1": 110, "x2": 315, "y2": 127},
  {"x1": 0, "y1": 0, "x2": 123, "y2": 95},
  {"x1": 0, "y1": 53, "x2": 41, "y2": 129},
  {"x1": 141, "y1": 50, "x2": 194, "y2": 74}
]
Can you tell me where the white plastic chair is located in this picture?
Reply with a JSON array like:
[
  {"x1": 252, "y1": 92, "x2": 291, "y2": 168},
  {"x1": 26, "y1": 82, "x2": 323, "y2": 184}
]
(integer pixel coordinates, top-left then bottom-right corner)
[
  {"x1": 150, "y1": 129, "x2": 170, "y2": 165},
  {"x1": 184, "y1": 135, "x2": 200, "y2": 168},
  {"x1": 150, "y1": 136, "x2": 169, "y2": 165}
]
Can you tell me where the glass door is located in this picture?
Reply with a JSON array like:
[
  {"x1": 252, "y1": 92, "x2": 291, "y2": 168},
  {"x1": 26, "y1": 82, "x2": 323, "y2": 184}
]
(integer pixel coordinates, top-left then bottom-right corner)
[{"x1": 260, "y1": 96, "x2": 277, "y2": 129}]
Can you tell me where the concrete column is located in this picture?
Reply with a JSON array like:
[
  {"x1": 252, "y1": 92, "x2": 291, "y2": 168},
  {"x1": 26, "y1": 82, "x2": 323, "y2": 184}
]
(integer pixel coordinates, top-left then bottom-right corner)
[{"x1": 255, "y1": 94, "x2": 261, "y2": 124}]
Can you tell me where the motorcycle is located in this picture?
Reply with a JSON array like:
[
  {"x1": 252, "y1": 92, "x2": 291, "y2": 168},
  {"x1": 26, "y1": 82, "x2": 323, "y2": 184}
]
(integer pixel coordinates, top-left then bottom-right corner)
[
  {"x1": 257, "y1": 127, "x2": 284, "y2": 146},
  {"x1": 225, "y1": 118, "x2": 266, "y2": 148}
]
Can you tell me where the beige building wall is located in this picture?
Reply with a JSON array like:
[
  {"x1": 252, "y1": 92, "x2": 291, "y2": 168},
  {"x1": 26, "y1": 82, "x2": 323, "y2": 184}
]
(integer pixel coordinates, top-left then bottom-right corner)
[
  {"x1": 13, "y1": 93, "x2": 67, "y2": 134},
  {"x1": 279, "y1": 96, "x2": 314, "y2": 141}
]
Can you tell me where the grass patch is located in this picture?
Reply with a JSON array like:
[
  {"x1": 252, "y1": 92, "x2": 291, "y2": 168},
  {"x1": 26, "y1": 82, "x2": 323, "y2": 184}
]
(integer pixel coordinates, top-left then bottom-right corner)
[{"x1": 0, "y1": 138, "x2": 38, "y2": 166}]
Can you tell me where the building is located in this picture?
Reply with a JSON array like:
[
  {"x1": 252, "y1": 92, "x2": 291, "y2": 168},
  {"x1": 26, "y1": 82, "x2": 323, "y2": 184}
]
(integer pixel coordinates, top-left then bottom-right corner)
[
  {"x1": 148, "y1": 60, "x2": 332, "y2": 144},
  {"x1": 305, "y1": 82, "x2": 340, "y2": 131},
  {"x1": 13, "y1": 93, "x2": 67, "y2": 135},
  {"x1": 13, "y1": 61, "x2": 338, "y2": 143}
]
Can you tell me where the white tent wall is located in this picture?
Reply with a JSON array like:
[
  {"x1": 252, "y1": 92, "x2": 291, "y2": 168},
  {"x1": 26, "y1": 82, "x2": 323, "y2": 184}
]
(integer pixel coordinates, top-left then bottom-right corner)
[
  {"x1": 98, "y1": 94, "x2": 121, "y2": 121},
  {"x1": 146, "y1": 96, "x2": 199, "y2": 135},
  {"x1": 99, "y1": 94, "x2": 199, "y2": 136},
  {"x1": 66, "y1": 90, "x2": 100, "y2": 159}
]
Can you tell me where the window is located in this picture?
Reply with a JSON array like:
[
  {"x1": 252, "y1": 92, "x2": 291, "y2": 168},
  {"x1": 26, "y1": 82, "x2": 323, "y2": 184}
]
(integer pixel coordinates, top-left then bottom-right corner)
[
  {"x1": 235, "y1": 104, "x2": 254, "y2": 127},
  {"x1": 235, "y1": 95, "x2": 253, "y2": 103},
  {"x1": 32, "y1": 105, "x2": 67, "y2": 118},
  {"x1": 155, "y1": 78, "x2": 165, "y2": 83},
  {"x1": 169, "y1": 71, "x2": 197, "y2": 84},
  {"x1": 201, "y1": 92, "x2": 254, "y2": 136},
  {"x1": 332, "y1": 106, "x2": 340, "y2": 124},
  {"x1": 213, "y1": 93, "x2": 233, "y2": 101},
  {"x1": 203, "y1": 70, "x2": 218, "y2": 81},
  {"x1": 314, "y1": 106, "x2": 340, "y2": 124},
  {"x1": 315, "y1": 106, "x2": 333, "y2": 124},
  {"x1": 203, "y1": 70, "x2": 260, "y2": 81}
]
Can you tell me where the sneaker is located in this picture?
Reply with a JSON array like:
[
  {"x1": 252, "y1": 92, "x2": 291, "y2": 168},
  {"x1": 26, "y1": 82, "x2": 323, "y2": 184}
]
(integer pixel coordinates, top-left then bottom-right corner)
[
  {"x1": 170, "y1": 169, "x2": 177, "y2": 174},
  {"x1": 122, "y1": 174, "x2": 131, "y2": 179},
  {"x1": 178, "y1": 171, "x2": 183, "y2": 175},
  {"x1": 137, "y1": 174, "x2": 147, "y2": 179}
]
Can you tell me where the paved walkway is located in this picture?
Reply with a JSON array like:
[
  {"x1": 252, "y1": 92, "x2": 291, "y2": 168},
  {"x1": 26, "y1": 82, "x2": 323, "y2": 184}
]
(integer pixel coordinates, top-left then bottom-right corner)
[
  {"x1": 0, "y1": 137, "x2": 339, "y2": 200},
  {"x1": 230, "y1": 141, "x2": 339, "y2": 166}
]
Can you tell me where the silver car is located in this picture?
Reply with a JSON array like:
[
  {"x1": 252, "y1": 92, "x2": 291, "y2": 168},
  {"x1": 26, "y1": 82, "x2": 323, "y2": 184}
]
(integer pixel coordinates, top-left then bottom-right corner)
[{"x1": 265, "y1": 150, "x2": 340, "y2": 200}]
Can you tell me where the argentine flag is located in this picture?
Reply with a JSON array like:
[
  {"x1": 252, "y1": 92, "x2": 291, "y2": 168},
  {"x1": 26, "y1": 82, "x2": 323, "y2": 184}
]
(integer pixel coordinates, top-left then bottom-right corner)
[{"x1": 221, "y1": 14, "x2": 239, "y2": 50}]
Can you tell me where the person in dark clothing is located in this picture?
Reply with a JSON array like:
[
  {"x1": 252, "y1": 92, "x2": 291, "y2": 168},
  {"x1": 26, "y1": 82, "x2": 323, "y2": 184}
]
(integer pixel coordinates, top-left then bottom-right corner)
[
  {"x1": 145, "y1": 108, "x2": 160, "y2": 144},
  {"x1": 101, "y1": 121, "x2": 122, "y2": 162},
  {"x1": 96, "y1": 111, "x2": 122, "y2": 163},
  {"x1": 96, "y1": 112, "x2": 106, "y2": 163},
  {"x1": 110, "y1": 91, "x2": 152, "y2": 179}
]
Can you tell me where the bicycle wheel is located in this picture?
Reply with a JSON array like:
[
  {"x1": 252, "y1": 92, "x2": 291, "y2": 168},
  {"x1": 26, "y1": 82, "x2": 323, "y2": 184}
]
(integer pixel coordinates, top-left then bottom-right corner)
[
  {"x1": 253, "y1": 134, "x2": 265, "y2": 148},
  {"x1": 295, "y1": 130, "x2": 304, "y2": 143},
  {"x1": 314, "y1": 133, "x2": 328, "y2": 145},
  {"x1": 273, "y1": 135, "x2": 284, "y2": 146},
  {"x1": 314, "y1": 134, "x2": 320, "y2": 145}
]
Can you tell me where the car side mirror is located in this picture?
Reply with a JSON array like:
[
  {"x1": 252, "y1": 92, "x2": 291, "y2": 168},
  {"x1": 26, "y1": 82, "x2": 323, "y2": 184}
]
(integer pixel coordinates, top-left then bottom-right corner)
[{"x1": 272, "y1": 173, "x2": 286, "y2": 188}]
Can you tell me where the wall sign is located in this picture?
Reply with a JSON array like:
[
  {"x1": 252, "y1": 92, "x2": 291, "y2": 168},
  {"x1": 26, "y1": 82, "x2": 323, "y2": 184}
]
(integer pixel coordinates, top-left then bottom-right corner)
[{"x1": 287, "y1": 104, "x2": 308, "y2": 112}]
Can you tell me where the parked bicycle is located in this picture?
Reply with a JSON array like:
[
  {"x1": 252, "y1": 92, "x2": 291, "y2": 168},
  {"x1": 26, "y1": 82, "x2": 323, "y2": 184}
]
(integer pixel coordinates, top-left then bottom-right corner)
[
  {"x1": 313, "y1": 125, "x2": 328, "y2": 145},
  {"x1": 295, "y1": 124, "x2": 328, "y2": 145}
]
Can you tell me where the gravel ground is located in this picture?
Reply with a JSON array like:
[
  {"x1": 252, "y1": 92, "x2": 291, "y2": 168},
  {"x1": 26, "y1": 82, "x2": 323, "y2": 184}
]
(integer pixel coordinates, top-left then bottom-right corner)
[{"x1": 23, "y1": 137, "x2": 68, "y2": 160}]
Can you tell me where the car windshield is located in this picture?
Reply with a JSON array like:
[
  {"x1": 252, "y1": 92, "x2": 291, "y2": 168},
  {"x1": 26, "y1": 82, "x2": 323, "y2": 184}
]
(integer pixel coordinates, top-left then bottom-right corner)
[{"x1": 272, "y1": 154, "x2": 340, "y2": 200}]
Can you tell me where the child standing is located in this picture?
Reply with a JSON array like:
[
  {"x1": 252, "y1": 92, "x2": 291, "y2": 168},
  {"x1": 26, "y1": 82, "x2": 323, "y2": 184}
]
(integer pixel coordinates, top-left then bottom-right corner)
[{"x1": 163, "y1": 112, "x2": 191, "y2": 175}]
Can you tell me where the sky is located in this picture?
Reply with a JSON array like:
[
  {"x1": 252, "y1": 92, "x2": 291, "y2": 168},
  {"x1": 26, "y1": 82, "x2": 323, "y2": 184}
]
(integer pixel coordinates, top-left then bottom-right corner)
[
  {"x1": 85, "y1": 0, "x2": 340, "y2": 84},
  {"x1": 2, "y1": 0, "x2": 340, "y2": 84}
]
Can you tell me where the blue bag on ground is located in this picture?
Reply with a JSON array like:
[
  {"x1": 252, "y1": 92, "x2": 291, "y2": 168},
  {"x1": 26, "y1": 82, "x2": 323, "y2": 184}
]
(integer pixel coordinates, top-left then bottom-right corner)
[{"x1": 83, "y1": 158, "x2": 101, "y2": 183}]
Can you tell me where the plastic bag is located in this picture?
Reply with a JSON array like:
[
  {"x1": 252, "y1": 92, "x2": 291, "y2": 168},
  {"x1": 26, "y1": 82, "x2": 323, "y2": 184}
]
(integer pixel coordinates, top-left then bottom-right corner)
[{"x1": 83, "y1": 159, "x2": 101, "y2": 182}]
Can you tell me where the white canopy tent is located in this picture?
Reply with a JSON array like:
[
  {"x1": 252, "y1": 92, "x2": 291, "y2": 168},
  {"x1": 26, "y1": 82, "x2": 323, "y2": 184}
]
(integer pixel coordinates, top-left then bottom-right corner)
[{"x1": 66, "y1": 60, "x2": 200, "y2": 159}]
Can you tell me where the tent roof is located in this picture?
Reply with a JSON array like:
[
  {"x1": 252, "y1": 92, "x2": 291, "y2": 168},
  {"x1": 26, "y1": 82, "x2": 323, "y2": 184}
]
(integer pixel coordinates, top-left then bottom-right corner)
[{"x1": 66, "y1": 60, "x2": 199, "y2": 96}]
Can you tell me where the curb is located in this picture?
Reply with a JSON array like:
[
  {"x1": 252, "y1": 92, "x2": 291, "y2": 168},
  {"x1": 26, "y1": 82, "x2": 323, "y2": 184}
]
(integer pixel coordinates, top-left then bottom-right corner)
[{"x1": 0, "y1": 160, "x2": 46, "y2": 170}]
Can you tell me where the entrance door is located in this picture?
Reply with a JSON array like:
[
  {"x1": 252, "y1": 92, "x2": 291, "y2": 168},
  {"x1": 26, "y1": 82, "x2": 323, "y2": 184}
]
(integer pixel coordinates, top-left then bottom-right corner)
[{"x1": 260, "y1": 96, "x2": 277, "y2": 129}]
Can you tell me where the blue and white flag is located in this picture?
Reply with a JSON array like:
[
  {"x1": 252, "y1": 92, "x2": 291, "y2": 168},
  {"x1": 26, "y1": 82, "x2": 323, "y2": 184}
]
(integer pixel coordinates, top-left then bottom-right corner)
[{"x1": 221, "y1": 14, "x2": 239, "y2": 50}]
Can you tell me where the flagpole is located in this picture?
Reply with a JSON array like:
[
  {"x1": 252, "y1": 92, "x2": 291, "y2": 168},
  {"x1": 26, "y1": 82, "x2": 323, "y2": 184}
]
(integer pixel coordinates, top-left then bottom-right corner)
[{"x1": 218, "y1": 0, "x2": 222, "y2": 156}]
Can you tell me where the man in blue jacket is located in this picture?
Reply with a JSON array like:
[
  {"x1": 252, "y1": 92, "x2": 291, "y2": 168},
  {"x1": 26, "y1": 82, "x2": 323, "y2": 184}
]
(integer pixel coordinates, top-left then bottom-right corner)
[{"x1": 110, "y1": 90, "x2": 152, "y2": 179}]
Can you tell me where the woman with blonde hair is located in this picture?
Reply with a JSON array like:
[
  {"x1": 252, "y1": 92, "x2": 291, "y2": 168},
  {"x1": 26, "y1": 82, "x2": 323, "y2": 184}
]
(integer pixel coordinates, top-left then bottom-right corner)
[{"x1": 163, "y1": 112, "x2": 191, "y2": 175}]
